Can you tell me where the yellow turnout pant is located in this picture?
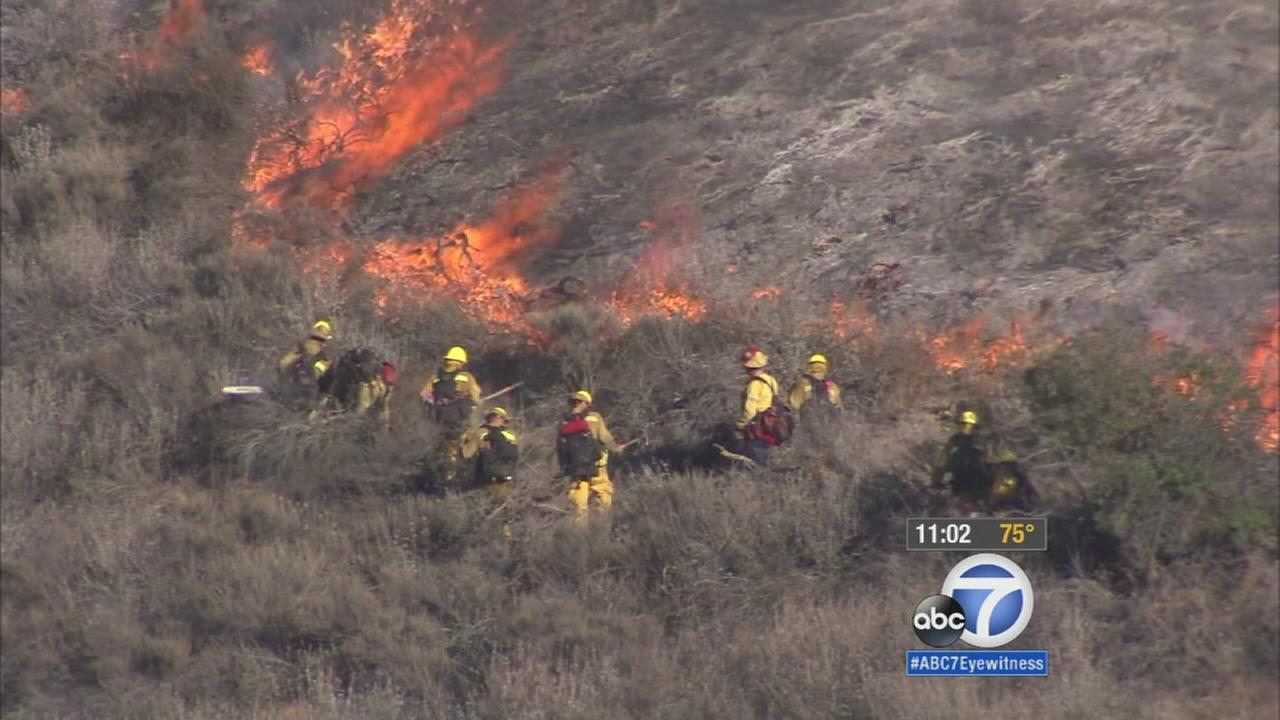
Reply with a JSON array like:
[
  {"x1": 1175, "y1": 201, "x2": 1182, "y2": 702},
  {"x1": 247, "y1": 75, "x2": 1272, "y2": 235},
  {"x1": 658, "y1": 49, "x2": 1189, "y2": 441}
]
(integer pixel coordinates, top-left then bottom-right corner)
[
  {"x1": 567, "y1": 464, "x2": 613, "y2": 522},
  {"x1": 486, "y1": 479, "x2": 514, "y2": 537}
]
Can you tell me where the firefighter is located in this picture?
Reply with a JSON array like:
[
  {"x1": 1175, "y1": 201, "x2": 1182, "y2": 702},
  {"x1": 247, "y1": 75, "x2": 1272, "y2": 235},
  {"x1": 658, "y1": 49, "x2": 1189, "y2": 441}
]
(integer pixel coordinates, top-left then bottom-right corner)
[
  {"x1": 419, "y1": 346, "x2": 482, "y2": 486},
  {"x1": 735, "y1": 346, "x2": 784, "y2": 466},
  {"x1": 311, "y1": 347, "x2": 395, "y2": 430},
  {"x1": 358, "y1": 359, "x2": 395, "y2": 430},
  {"x1": 788, "y1": 353, "x2": 843, "y2": 413},
  {"x1": 929, "y1": 410, "x2": 1034, "y2": 515},
  {"x1": 930, "y1": 410, "x2": 991, "y2": 515},
  {"x1": 558, "y1": 390, "x2": 622, "y2": 523},
  {"x1": 469, "y1": 406, "x2": 519, "y2": 535},
  {"x1": 471, "y1": 407, "x2": 518, "y2": 495},
  {"x1": 278, "y1": 320, "x2": 334, "y2": 399}
]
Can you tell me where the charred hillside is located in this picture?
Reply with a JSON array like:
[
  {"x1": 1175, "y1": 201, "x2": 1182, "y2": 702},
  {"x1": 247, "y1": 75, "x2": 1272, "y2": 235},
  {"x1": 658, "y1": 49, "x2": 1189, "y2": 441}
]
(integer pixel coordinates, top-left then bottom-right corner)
[
  {"x1": 352, "y1": 0, "x2": 1279, "y2": 334},
  {"x1": 1, "y1": 1, "x2": 1277, "y2": 718}
]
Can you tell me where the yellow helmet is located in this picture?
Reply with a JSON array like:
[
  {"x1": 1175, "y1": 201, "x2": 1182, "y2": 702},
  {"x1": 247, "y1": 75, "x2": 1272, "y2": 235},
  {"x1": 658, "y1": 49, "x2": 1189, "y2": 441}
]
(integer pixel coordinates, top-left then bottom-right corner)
[
  {"x1": 569, "y1": 390, "x2": 593, "y2": 404},
  {"x1": 741, "y1": 349, "x2": 769, "y2": 369},
  {"x1": 443, "y1": 346, "x2": 468, "y2": 364},
  {"x1": 486, "y1": 406, "x2": 509, "y2": 420},
  {"x1": 807, "y1": 353, "x2": 829, "y2": 366},
  {"x1": 991, "y1": 474, "x2": 1019, "y2": 499},
  {"x1": 960, "y1": 410, "x2": 979, "y2": 426},
  {"x1": 310, "y1": 320, "x2": 334, "y2": 342}
]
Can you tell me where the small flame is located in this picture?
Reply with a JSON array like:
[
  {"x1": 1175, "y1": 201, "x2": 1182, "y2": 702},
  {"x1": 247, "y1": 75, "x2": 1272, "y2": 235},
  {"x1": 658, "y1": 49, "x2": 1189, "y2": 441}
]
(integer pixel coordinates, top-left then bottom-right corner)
[
  {"x1": 243, "y1": 1, "x2": 510, "y2": 211},
  {"x1": 918, "y1": 313, "x2": 1050, "y2": 374},
  {"x1": 1244, "y1": 304, "x2": 1279, "y2": 451},
  {"x1": 750, "y1": 286, "x2": 782, "y2": 300},
  {"x1": 608, "y1": 203, "x2": 708, "y2": 324},
  {"x1": 121, "y1": 0, "x2": 205, "y2": 72},
  {"x1": 157, "y1": 0, "x2": 204, "y2": 46},
  {"x1": 241, "y1": 42, "x2": 274, "y2": 76},
  {"x1": 828, "y1": 299, "x2": 876, "y2": 339},
  {"x1": 1174, "y1": 373, "x2": 1202, "y2": 398},
  {"x1": 1150, "y1": 304, "x2": 1279, "y2": 452},
  {"x1": 0, "y1": 88, "x2": 28, "y2": 115}
]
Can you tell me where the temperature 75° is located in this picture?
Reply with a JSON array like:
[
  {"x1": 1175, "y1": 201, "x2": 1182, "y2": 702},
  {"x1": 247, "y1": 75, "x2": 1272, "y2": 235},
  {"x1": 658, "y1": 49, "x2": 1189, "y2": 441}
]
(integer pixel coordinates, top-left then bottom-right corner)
[{"x1": 1000, "y1": 522, "x2": 1034, "y2": 544}]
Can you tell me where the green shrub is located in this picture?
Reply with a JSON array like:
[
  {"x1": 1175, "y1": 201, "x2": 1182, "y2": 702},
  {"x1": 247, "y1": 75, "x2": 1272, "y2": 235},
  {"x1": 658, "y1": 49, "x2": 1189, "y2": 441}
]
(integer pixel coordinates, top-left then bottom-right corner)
[{"x1": 1023, "y1": 318, "x2": 1277, "y2": 574}]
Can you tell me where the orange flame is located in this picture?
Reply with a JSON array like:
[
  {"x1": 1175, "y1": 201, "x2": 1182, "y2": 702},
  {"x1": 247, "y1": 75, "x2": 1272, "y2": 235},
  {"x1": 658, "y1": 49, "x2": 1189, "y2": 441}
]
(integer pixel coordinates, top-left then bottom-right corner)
[
  {"x1": 243, "y1": 1, "x2": 510, "y2": 211},
  {"x1": 608, "y1": 203, "x2": 708, "y2": 324},
  {"x1": 361, "y1": 161, "x2": 568, "y2": 329},
  {"x1": 1244, "y1": 304, "x2": 1279, "y2": 451},
  {"x1": 121, "y1": 0, "x2": 205, "y2": 72},
  {"x1": 241, "y1": 42, "x2": 274, "y2": 76},
  {"x1": 828, "y1": 298, "x2": 876, "y2": 339},
  {"x1": 1150, "y1": 304, "x2": 1279, "y2": 452},
  {"x1": 750, "y1": 285, "x2": 782, "y2": 300},
  {"x1": 0, "y1": 88, "x2": 28, "y2": 115},
  {"x1": 919, "y1": 313, "x2": 1049, "y2": 374}
]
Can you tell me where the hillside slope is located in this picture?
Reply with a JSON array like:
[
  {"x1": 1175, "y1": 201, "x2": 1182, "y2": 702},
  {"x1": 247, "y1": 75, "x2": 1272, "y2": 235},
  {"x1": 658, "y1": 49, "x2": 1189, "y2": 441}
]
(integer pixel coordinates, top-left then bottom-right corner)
[{"x1": 1, "y1": 1, "x2": 1277, "y2": 718}]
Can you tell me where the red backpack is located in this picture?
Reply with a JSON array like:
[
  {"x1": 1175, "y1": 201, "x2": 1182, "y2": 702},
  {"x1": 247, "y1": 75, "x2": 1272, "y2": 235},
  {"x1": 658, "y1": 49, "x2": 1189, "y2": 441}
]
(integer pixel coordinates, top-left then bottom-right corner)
[{"x1": 744, "y1": 377, "x2": 794, "y2": 445}]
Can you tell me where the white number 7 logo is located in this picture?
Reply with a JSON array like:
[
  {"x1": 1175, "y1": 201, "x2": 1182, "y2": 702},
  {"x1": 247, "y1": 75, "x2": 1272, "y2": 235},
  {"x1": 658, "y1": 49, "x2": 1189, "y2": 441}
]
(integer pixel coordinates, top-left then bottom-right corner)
[{"x1": 941, "y1": 554, "x2": 1035, "y2": 648}]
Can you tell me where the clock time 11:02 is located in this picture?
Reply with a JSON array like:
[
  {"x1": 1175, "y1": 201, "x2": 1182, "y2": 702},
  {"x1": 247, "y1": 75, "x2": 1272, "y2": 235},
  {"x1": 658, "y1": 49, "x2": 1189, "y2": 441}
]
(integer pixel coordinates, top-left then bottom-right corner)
[{"x1": 916, "y1": 522, "x2": 971, "y2": 545}]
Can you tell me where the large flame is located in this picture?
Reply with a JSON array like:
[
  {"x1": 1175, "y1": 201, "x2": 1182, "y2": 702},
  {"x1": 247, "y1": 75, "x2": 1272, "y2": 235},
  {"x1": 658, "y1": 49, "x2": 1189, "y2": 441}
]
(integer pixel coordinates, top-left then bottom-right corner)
[
  {"x1": 362, "y1": 160, "x2": 567, "y2": 329},
  {"x1": 121, "y1": 0, "x2": 205, "y2": 72},
  {"x1": 0, "y1": 88, "x2": 27, "y2": 115},
  {"x1": 243, "y1": 1, "x2": 509, "y2": 211},
  {"x1": 608, "y1": 204, "x2": 708, "y2": 325}
]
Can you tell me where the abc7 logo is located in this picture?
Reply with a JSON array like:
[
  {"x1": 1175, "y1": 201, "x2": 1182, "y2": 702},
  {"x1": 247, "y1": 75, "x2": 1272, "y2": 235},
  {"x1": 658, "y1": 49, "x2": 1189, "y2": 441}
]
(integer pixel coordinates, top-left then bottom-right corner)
[{"x1": 912, "y1": 554, "x2": 1035, "y2": 648}]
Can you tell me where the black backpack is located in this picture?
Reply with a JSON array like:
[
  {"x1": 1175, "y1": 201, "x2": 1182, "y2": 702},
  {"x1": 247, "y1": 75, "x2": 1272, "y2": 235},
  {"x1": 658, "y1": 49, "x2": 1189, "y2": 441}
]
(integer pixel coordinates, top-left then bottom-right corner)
[
  {"x1": 478, "y1": 427, "x2": 519, "y2": 481},
  {"x1": 807, "y1": 376, "x2": 835, "y2": 405},
  {"x1": 326, "y1": 347, "x2": 380, "y2": 408},
  {"x1": 430, "y1": 369, "x2": 475, "y2": 429},
  {"x1": 744, "y1": 377, "x2": 794, "y2": 446},
  {"x1": 946, "y1": 434, "x2": 994, "y2": 498},
  {"x1": 557, "y1": 416, "x2": 604, "y2": 479}
]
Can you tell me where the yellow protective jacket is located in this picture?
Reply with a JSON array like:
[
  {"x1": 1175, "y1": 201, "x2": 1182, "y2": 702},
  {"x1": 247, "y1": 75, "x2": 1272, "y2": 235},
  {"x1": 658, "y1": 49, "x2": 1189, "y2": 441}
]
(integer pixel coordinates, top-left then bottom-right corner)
[
  {"x1": 278, "y1": 338, "x2": 329, "y2": 383},
  {"x1": 418, "y1": 369, "x2": 482, "y2": 404},
  {"x1": 737, "y1": 372, "x2": 780, "y2": 429},
  {"x1": 788, "y1": 375, "x2": 843, "y2": 411},
  {"x1": 583, "y1": 411, "x2": 622, "y2": 456},
  {"x1": 419, "y1": 368, "x2": 482, "y2": 431}
]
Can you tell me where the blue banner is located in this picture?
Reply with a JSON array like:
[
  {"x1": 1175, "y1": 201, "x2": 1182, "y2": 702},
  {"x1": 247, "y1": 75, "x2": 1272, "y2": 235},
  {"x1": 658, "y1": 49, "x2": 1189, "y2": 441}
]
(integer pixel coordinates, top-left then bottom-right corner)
[{"x1": 906, "y1": 650, "x2": 1049, "y2": 677}]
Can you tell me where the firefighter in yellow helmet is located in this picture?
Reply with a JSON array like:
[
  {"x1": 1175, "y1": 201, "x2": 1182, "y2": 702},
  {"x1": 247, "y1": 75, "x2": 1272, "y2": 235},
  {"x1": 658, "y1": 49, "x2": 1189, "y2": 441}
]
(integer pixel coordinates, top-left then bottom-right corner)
[
  {"x1": 558, "y1": 390, "x2": 624, "y2": 523},
  {"x1": 930, "y1": 409, "x2": 1036, "y2": 515},
  {"x1": 419, "y1": 346, "x2": 483, "y2": 487},
  {"x1": 735, "y1": 346, "x2": 786, "y2": 466},
  {"x1": 278, "y1": 320, "x2": 334, "y2": 397},
  {"x1": 788, "y1": 353, "x2": 843, "y2": 413}
]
